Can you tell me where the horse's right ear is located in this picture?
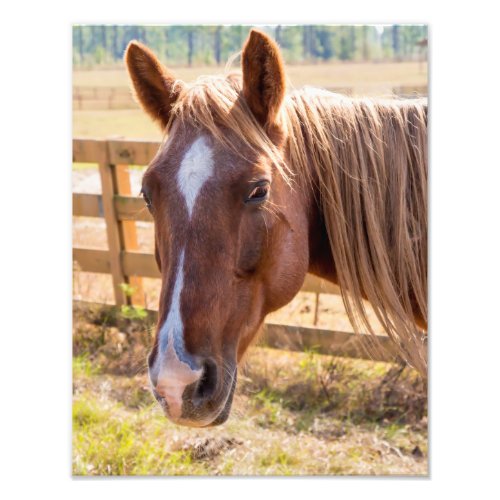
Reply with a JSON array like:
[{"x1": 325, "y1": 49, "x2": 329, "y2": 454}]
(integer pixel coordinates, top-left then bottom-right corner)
[{"x1": 125, "y1": 41, "x2": 183, "y2": 130}]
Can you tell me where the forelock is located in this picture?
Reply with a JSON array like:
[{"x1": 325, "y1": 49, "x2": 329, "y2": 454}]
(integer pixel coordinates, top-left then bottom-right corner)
[{"x1": 166, "y1": 74, "x2": 291, "y2": 184}]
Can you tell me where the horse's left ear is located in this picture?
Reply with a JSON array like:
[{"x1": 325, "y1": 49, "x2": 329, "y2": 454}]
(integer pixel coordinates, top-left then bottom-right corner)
[{"x1": 242, "y1": 29, "x2": 286, "y2": 128}]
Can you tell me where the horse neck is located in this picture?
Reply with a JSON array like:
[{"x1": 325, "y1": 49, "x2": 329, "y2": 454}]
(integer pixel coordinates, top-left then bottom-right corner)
[
  {"x1": 285, "y1": 138, "x2": 338, "y2": 285},
  {"x1": 303, "y1": 180, "x2": 338, "y2": 284},
  {"x1": 285, "y1": 91, "x2": 428, "y2": 328},
  {"x1": 283, "y1": 96, "x2": 341, "y2": 285},
  {"x1": 285, "y1": 92, "x2": 427, "y2": 295}
]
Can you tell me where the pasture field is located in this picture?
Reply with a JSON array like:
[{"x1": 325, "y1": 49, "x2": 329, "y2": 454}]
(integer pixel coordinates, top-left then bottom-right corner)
[
  {"x1": 72, "y1": 60, "x2": 428, "y2": 475},
  {"x1": 74, "y1": 61, "x2": 427, "y2": 91},
  {"x1": 73, "y1": 61, "x2": 427, "y2": 140},
  {"x1": 73, "y1": 303, "x2": 427, "y2": 476}
]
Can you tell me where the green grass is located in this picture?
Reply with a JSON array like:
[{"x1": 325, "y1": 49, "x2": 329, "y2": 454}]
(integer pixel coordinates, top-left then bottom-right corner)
[
  {"x1": 73, "y1": 393, "x2": 208, "y2": 475},
  {"x1": 73, "y1": 354, "x2": 101, "y2": 378},
  {"x1": 72, "y1": 304, "x2": 428, "y2": 476}
]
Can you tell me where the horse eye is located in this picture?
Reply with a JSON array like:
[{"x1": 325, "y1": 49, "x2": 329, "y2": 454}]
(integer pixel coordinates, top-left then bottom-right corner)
[
  {"x1": 141, "y1": 189, "x2": 152, "y2": 211},
  {"x1": 246, "y1": 182, "x2": 270, "y2": 204}
]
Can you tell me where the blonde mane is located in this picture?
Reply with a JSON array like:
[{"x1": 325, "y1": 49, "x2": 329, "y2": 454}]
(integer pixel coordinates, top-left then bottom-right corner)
[
  {"x1": 168, "y1": 75, "x2": 428, "y2": 374},
  {"x1": 285, "y1": 89, "x2": 428, "y2": 374}
]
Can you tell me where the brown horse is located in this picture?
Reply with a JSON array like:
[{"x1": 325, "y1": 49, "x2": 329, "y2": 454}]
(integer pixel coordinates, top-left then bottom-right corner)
[{"x1": 125, "y1": 29, "x2": 427, "y2": 427}]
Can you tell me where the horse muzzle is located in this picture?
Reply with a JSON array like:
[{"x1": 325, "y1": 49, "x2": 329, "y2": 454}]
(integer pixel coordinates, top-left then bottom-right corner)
[{"x1": 150, "y1": 353, "x2": 237, "y2": 427}]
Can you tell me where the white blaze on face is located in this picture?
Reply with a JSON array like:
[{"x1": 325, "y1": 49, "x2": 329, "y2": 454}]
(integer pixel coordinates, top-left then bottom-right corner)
[
  {"x1": 157, "y1": 249, "x2": 185, "y2": 355},
  {"x1": 153, "y1": 135, "x2": 215, "y2": 418},
  {"x1": 176, "y1": 135, "x2": 215, "y2": 218}
]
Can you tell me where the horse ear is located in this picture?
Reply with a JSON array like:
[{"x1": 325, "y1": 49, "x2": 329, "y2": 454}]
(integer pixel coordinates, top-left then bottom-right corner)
[
  {"x1": 125, "y1": 41, "x2": 183, "y2": 130},
  {"x1": 241, "y1": 29, "x2": 286, "y2": 128}
]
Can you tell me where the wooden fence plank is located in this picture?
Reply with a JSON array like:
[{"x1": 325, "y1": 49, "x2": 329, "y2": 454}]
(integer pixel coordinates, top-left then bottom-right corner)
[
  {"x1": 122, "y1": 251, "x2": 161, "y2": 279},
  {"x1": 113, "y1": 162, "x2": 145, "y2": 306},
  {"x1": 262, "y1": 323, "x2": 398, "y2": 362},
  {"x1": 72, "y1": 98, "x2": 136, "y2": 111},
  {"x1": 72, "y1": 87, "x2": 128, "y2": 99},
  {"x1": 107, "y1": 139, "x2": 161, "y2": 165},
  {"x1": 73, "y1": 248, "x2": 160, "y2": 279},
  {"x1": 73, "y1": 248, "x2": 110, "y2": 274},
  {"x1": 73, "y1": 138, "x2": 106, "y2": 163},
  {"x1": 73, "y1": 193, "x2": 102, "y2": 218},
  {"x1": 73, "y1": 193, "x2": 152, "y2": 222},
  {"x1": 74, "y1": 138, "x2": 161, "y2": 165},
  {"x1": 393, "y1": 85, "x2": 428, "y2": 98},
  {"x1": 73, "y1": 245, "x2": 341, "y2": 298},
  {"x1": 97, "y1": 151, "x2": 128, "y2": 305},
  {"x1": 114, "y1": 195, "x2": 153, "y2": 222}
]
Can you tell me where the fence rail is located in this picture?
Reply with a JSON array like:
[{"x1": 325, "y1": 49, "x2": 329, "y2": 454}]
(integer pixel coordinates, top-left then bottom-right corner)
[
  {"x1": 74, "y1": 300, "x2": 400, "y2": 363},
  {"x1": 73, "y1": 137, "x2": 340, "y2": 304},
  {"x1": 73, "y1": 137, "x2": 404, "y2": 363},
  {"x1": 73, "y1": 193, "x2": 152, "y2": 221},
  {"x1": 73, "y1": 85, "x2": 428, "y2": 110},
  {"x1": 73, "y1": 137, "x2": 163, "y2": 305}
]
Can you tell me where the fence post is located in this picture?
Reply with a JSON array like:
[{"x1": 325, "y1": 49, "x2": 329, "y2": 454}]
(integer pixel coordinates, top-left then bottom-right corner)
[
  {"x1": 313, "y1": 292, "x2": 320, "y2": 325},
  {"x1": 96, "y1": 140, "x2": 127, "y2": 306},
  {"x1": 103, "y1": 136, "x2": 147, "y2": 306},
  {"x1": 112, "y1": 160, "x2": 145, "y2": 307}
]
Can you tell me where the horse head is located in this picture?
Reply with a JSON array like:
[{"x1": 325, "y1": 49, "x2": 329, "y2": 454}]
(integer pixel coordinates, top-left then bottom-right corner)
[{"x1": 125, "y1": 30, "x2": 309, "y2": 426}]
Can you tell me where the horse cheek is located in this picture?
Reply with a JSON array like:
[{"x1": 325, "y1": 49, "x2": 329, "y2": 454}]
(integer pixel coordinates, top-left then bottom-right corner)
[{"x1": 265, "y1": 225, "x2": 309, "y2": 312}]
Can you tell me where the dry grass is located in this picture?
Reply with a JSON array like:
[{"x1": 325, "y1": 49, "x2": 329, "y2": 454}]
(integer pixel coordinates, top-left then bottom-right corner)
[
  {"x1": 73, "y1": 61, "x2": 427, "y2": 140},
  {"x1": 74, "y1": 61, "x2": 427, "y2": 92},
  {"x1": 72, "y1": 304, "x2": 427, "y2": 476},
  {"x1": 73, "y1": 109, "x2": 160, "y2": 140}
]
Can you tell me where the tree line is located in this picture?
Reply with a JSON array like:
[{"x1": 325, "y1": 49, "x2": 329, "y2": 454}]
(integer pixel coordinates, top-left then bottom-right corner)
[{"x1": 73, "y1": 25, "x2": 427, "y2": 68}]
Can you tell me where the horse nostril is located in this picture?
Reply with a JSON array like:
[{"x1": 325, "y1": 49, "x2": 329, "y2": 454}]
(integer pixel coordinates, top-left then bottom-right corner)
[{"x1": 194, "y1": 358, "x2": 218, "y2": 404}]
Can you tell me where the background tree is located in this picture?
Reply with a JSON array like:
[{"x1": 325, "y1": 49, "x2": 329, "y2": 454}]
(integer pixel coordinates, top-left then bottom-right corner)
[
  {"x1": 72, "y1": 24, "x2": 428, "y2": 68},
  {"x1": 392, "y1": 25, "x2": 401, "y2": 61},
  {"x1": 214, "y1": 26, "x2": 222, "y2": 65}
]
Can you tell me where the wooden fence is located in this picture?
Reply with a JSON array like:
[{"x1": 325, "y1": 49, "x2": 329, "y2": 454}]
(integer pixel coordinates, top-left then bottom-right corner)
[
  {"x1": 73, "y1": 87, "x2": 136, "y2": 110},
  {"x1": 392, "y1": 84, "x2": 428, "y2": 99},
  {"x1": 73, "y1": 85, "x2": 427, "y2": 110},
  {"x1": 72, "y1": 137, "x2": 399, "y2": 362}
]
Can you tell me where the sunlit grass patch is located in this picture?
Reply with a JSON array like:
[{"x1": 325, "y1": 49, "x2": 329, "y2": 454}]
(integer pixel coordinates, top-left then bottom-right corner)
[
  {"x1": 240, "y1": 347, "x2": 426, "y2": 428},
  {"x1": 72, "y1": 304, "x2": 428, "y2": 476},
  {"x1": 73, "y1": 354, "x2": 101, "y2": 378},
  {"x1": 259, "y1": 447, "x2": 298, "y2": 475},
  {"x1": 72, "y1": 391, "x2": 209, "y2": 475}
]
